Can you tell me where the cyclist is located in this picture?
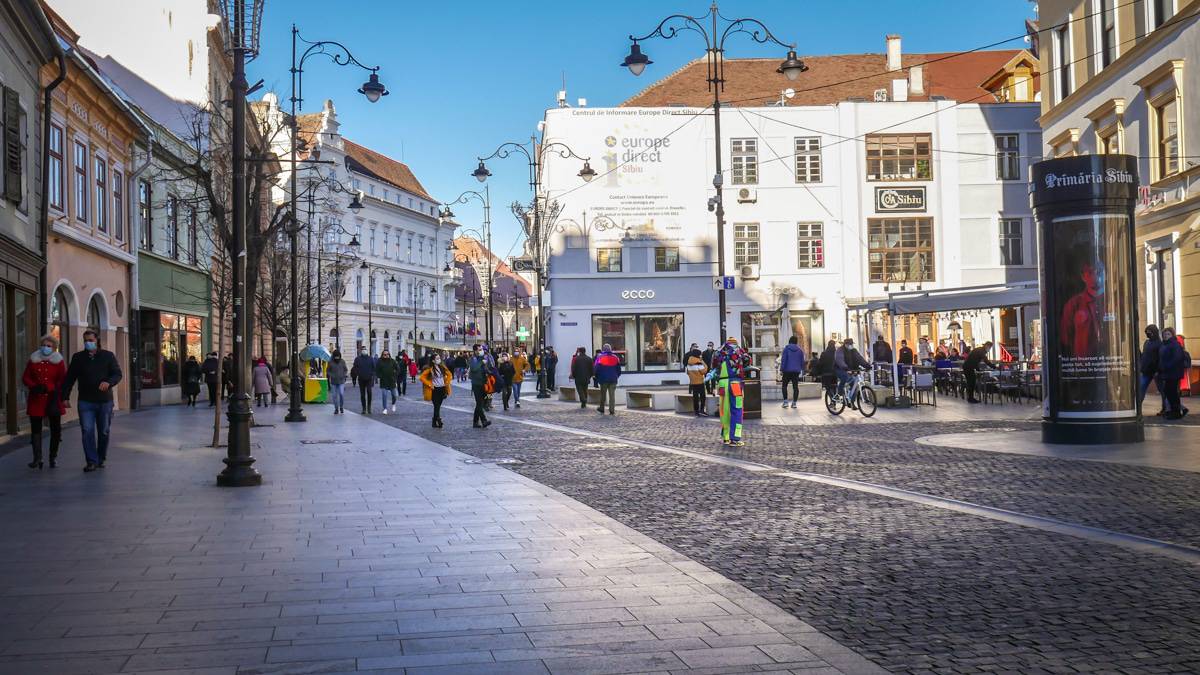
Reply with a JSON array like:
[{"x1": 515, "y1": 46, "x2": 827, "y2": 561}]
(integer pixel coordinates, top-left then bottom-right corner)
[{"x1": 834, "y1": 337, "x2": 871, "y2": 404}]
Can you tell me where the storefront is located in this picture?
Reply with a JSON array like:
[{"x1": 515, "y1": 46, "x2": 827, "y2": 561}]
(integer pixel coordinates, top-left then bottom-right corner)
[
  {"x1": 590, "y1": 312, "x2": 685, "y2": 372},
  {"x1": 137, "y1": 309, "x2": 206, "y2": 406},
  {"x1": 0, "y1": 246, "x2": 40, "y2": 436}
]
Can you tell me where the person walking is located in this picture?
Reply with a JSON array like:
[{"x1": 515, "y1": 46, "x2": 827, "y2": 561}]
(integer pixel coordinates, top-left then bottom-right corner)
[
  {"x1": 22, "y1": 335, "x2": 67, "y2": 469},
  {"x1": 1159, "y1": 328, "x2": 1189, "y2": 419},
  {"x1": 201, "y1": 351, "x2": 220, "y2": 405},
  {"x1": 685, "y1": 344, "x2": 708, "y2": 416},
  {"x1": 221, "y1": 353, "x2": 234, "y2": 399},
  {"x1": 1139, "y1": 324, "x2": 1162, "y2": 414},
  {"x1": 376, "y1": 350, "x2": 399, "y2": 415},
  {"x1": 468, "y1": 345, "x2": 494, "y2": 428},
  {"x1": 569, "y1": 347, "x2": 593, "y2": 409},
  {"x1": 546, "y1": 348, "x2": 559, "y2": 391},
  {"x1": 701, "y1": 341, "x2": 717, "y2": 395},
  {"x1": 593, "y1": 343, "x2": 621, "y2": 415},
  {"x1": 963, "y1": 341, "x2": 996, "y2": 404},
  {"x1": 510, "y1": 349, "x2": 529, "y2": 408},
  {"x1": 395, "y1": 350, "x2": 410, "y2": 396},
  {"x1": 708, "y1": 337, "x2": 752, "y2": 445},
  {"x1": 497, "y1": 352, "x2": 516, "y2": 411},
  {"x1": 327, "y1": 350, "x2": 348, "y2": 414},
  {"x1": 252, "y1": 357, "x2": 273, "y2": 407},
  {"x1": 419, "y1": 354, "x2": 453, "y2": 427},
  {"x1": 779, "y1": 336, "x2": 805, "y2": 409},
  {"x1": 352, "y1": 346, "x2": 376, "y2": 415},
  {"x1": 408, "y1": 355, "x2": 418, "y2": 384},
  {"x1": 182, "y1": 355, "x2": 202, "y2": 407},
  {"x1": 62, "y1": 329, "x2": 123, "y2": 472}
]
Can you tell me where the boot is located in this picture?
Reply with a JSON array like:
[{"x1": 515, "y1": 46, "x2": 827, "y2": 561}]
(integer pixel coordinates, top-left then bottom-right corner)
[
  {"x1": 28, "y1": 433, "x2": 43, "y2": 469},
  {"x1": 48, "y1": 434, "x2": 60, "y2": 468}
]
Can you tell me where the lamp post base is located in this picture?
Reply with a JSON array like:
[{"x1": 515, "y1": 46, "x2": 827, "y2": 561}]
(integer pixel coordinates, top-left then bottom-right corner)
[
  {"x1": 284, "y1": 411, "x2": 307, "y2": 423},
  {"x1": 1041, "y1": 419, "x2": 1144, "y2": 445},
  {"x1": 219, "y1": 395, "x2": 261, "y2": 487},
  {"x1": 217, "y1": 456, "x2": 263, "y2": 486}
]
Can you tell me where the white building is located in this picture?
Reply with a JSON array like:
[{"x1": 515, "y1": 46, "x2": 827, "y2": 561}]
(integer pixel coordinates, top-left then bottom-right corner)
[
  {"x1": 257, "y1": 95, "x2": 456, "y2": 356},
  {"x1": 540, "y1": 38, "x2": 1042, "y2": 385}
]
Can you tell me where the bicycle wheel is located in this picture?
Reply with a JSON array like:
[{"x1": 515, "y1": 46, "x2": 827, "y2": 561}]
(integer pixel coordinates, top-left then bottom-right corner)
[
  {"x1": 824, "y1": 389, "x2": 845, "y2": 415},
  {"x1": 857, "y1": 386, "x2": 877, "y2": 417}
]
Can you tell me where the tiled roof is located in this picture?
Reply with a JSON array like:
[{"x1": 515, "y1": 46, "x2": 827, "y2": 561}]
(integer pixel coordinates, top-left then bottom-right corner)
[
  {"x1": 621, "y1": 50, "x2": 1032, "y2": 107},
  {"x1": 453, "y1": 236, "x2": 533, "y2": 297},
  {"x1": 343, "y1": 138, "x2": 434, "y2": 203}
]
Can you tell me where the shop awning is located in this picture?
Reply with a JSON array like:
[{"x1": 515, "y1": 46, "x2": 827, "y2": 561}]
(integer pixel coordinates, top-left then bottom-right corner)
[
  {"x1": 885, "y1": 281, "x2": 1039, "y2": 316},
  {"x1": 845, "y1": 297, "x2": 889, "y2": 312},
  {"x1": 413, "y1": 339, "x2": 470, "y2": 352}
]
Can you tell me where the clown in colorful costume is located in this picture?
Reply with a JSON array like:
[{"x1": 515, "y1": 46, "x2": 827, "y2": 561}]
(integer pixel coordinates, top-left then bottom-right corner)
[{"x1": 707, "y1": 338, "x2": 752, "y2": 446}]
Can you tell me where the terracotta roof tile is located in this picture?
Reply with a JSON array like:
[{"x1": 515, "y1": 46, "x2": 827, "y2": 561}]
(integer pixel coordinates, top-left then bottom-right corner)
[
  {"x1": 343, "y1": 138, "x2": 434, "y2": 203},
  {"x1": 453, "y1": 236, "x2": 533, "y2": 295},
  {"x1": 621, "y1": 50, "x2": 1033, "y2": 107}
]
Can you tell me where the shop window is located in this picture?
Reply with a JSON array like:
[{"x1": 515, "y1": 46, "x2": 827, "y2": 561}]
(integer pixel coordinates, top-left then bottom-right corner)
[
  {"x1": 794, "y1": 137, "x2": 821, "y2": 183},
  {"x1": 730, "y1": 138, "x2": 757, "y2": 185},
  {"x1": 638, "y1": 314, "x2": 684, "y2": 371},
  {"x1": 995, "y1": 134, "x2": 1020, "y2": 180},
  {"x1": 1000, "y1": 218, "x2": 1023, "y2": 266},
  {"x1": 49, "y1": 287, "x2": 70, "y2": 348},
  {"x1": 868, "y1": 217, "x2": 935, "y2": 283},
  {"x1": 788, "y1": 310, "x2": 825, "y2": 359},
  {"x1": 160, "y1": 313, "x2": 181, "y2": 387},
  {"x1": 596, "y1": 247, "x2": 622, "y2": 273},
  {"x1": 734, "y1": 223, "x2": 759, "y2": 267},
  {"x1": 592, "y1": 315, "x2": 637, "y2": 371},
  {"x1": 866, "y1": 133, "x2": 932, "y2": 181},
  {"x1": 654, "y1": 247, "x2": 679, "y2": 272},
  {"x1": 796, "y1": 222, "x2": 824, "y2": 269}
]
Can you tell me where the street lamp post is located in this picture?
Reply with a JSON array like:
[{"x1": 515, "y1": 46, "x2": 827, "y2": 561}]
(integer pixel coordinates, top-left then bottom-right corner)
[
  {"x1": 440, "y1": 187, "x2": 494, "y2": 342},
  {"x1": 285, "y1": 25, "x2": 387, "y2": 424},
  {"x1": 216, "y1": 0, "x2": 264, "y2": 487},
  {"x1": 622, "y1": 1, "x2": 805, "y2": 341},
  {"x1": 359, "y1": 260, "x2": 397, "y2": 357},
  {"x1": 411, "y1": 279, "x2": 437, "y2": 354}
]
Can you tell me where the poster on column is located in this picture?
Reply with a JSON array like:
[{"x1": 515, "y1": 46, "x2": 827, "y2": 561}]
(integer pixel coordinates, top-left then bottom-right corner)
[{"x1": 1050, "y1": 213, "x2": 1134, "y2": 418}]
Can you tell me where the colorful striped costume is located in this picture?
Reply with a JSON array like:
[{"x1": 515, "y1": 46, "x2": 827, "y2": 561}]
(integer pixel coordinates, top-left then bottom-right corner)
[{"x1": 710, "y1": 341, "x2": 751, "y2": 445}]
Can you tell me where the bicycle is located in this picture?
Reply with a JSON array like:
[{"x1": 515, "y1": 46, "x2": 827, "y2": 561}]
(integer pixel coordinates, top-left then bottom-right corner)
[{"x1": 825, "y1": 369, "x2": 877, "y2": 417}]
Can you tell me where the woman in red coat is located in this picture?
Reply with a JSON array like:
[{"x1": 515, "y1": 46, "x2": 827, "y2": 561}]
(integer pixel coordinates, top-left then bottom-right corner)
[{"x1": 22, "y1": 334, "x2": 67, "y2": 469}]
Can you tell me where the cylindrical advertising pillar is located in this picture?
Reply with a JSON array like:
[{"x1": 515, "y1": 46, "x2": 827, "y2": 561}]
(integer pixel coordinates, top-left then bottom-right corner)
[{"x1": 1031, "y1": 154, "x2": 1142, "y2": 444}]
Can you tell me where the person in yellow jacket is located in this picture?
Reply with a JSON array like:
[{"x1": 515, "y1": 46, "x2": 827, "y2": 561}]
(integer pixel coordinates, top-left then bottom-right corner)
[
  {"x1": 418, "y1": 354, "x2": 453, "y2": 428},
  {"x1": 510, "y1": 350, "x2": 529, "y2": 408},
  {"x1": 684, "y1": 344, "x2": 709, "y2": 416}
]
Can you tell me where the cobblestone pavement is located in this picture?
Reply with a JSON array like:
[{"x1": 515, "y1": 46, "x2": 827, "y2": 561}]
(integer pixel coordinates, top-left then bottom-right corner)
[{"x1": 372, "y1": 388, "x2": 1200, "y2": 674}]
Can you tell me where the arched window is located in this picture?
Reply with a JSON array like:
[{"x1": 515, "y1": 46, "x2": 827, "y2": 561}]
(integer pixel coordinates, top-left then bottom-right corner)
[
  {"x1": 50, "y1": 287, "x2": 70, "y2": 347},
  {"x1": 87, "y1": 295, "x2": 103, "y2": 333},
  {"x1": 329, "y1": 327, "x2": 339, "y2": 338}
]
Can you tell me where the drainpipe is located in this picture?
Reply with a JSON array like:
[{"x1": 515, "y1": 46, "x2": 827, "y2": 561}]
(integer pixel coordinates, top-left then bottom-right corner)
[
  {"x1": 127, "y1": 131, "x2": 154, "y2": 410},
  {"x1": 38, "y1": 50, "x2": 67, "y2": 334}
]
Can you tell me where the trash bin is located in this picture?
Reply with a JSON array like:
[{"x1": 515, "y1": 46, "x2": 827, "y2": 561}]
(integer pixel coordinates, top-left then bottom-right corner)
[{"x1": 743, "y1": 368, "x2": 762, "y2": 420}]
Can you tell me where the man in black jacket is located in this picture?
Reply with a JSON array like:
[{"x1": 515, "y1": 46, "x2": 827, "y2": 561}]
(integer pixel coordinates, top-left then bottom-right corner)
[
  {"x1": 352, "y1": 346, "x2": 376, "y2": 414},
  {"x1": 201, "y1": 352, "x2": 220, "y2": 406},
  {"x1": 63, "y1": 329, "x2": 123, "y2": 472},
  {"x1": 963, "y1": 341, "x2": 996, "y2": 404},
  {"x1": 701, "y1": 342, "x2": 717, "y2": 395}
]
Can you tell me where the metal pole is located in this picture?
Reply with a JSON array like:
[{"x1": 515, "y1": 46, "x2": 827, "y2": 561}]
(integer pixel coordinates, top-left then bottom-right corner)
[
  {"x1": 485, "y1": 185, "x2": 494, "y2": 343},
  {"x1": 367, "y1": 274, "x2": 373, "y2": 355},
  {"x1": 305, "y1": 191, "x2": 313, "y2": 345},
  {"x1": 710, "y1": 17, "x2": 728, "y2": 343},
  {"x1": 218, "y1": 2, "x2": 261, "y2": 487},
  {"x1": 334, "y1": 269, "x2": 341, "y2": 350},
  {"x1": 285, "y1": 24, "x2": 306, "y2": 423}
]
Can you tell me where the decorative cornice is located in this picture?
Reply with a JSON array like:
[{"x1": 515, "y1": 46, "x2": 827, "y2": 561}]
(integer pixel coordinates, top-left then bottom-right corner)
[
  {"x1": 1085, "y1": 97, "x2": 1126, "y2": 121},
  {"x1": 1135, "y1": 58, "x2": 1186, "y2": 91}
]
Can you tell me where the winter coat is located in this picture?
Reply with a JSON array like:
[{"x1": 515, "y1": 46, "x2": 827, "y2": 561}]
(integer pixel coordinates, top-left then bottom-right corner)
[
  {"x1": 593, "y1": 350, "x2": 621, "y2": 385},
  {"x1": 511, "y1": 355, "x2": 529, "y2": 382},
  {"x1": 22, "y1": 350, "x2": 66, "y2": 417},
  {"x1": 570, "y1": 353, "x2": 594, "y2": 383},
  {"x1": 408, "y1": 360, "x2": 418, "y2": 377},
  {"x1": 252, "y1": 363, "x2": 273, "y2": 394},
  {"x1": 352, "y1": 354, "x2": 376, "y2": 383},
  {"x1": 835, "y1": 346, "x2": 870, "y2": 374},
  {"x1": 63, "y1": 349, "x2": 123, "y2": 404},
  {"x1": 872, "y1": 340, "x2": 893, "y2": 363},
  {"x1": 1140, "y1": 338, "x2": 1162, "y2": 376},
  {"x1": 685, "y1": 353, "x2": 708, "y2": 385},
  {"x1": 419, "y1": 365, "x2": 453, "y2": 400},
  {"x1": 469, "y1": 355, "x2": 494, "y2": 387},
  {"x1": 376, "y1": 358, "x2": 399, "y2": 389},
  {"x1": 963, "y1": 346, "x2": 994, "y2": 373},
  {"x1": 327, "y1": 359, "x2": 349, "y2": 385},
  {"x1": 815, "y1": 347, "x2": 836, "y2": 377},
  {"x1": 779, "y1": 344, "x2": 805, "y2": 374},
  {"x1": 182, "y1": 360, "x2": 202, "y2": 395},
  {"x1": 1159, "y1": 339, "x2": 1187, "y2": 381},
  {"x1": 498, "y1": 361, "x2": 516, "y2": 387},
  {"x1": 201, "y1": 356, "x2": 220, "y2": 384},
  {"x1": 701, "y1": 348, "x2": 716, "y2": 368},
  {"x1": 898, "y1": 346, "x2": 915, "y2": 365}
]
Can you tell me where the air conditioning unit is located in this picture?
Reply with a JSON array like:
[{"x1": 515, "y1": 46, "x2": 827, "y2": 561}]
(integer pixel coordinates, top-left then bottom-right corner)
[
  {"x1": 739, "y1": 264, "x2": 760, "y2": 280},
  {"x1": 736, "y1": 188, "x2": 757, "y2": 203},
  {"x1": 873, "y1": 88, "x2": 889, "y2": 102}
]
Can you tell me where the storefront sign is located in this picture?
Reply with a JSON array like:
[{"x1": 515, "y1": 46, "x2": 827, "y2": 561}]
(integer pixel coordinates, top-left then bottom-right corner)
[
  {"x1": 620, "y1": 289, "x2": 656, "y2": 300},
  {"x1": 875, "y1": 187, "x2": 926, "y2": 212}
]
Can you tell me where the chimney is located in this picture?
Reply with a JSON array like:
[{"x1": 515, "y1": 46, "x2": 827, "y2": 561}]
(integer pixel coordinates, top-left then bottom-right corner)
[
  {"x1": 909, "y1": 64, "x2": 925, "y2": 96},
  {"x1": 886, "y1": 34, "x2": 902, "y2": 72}
]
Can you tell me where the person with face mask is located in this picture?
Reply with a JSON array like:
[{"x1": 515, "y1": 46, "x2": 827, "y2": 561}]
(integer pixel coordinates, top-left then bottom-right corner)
[
  {"x1": 569, "y1": 347, "x2": 593, "y2": 409},
  {"x1": 707, "y1": 337, "x2": 751, "y2": 445},
  {"x1": 1158, "y1": 328, "x2": 1189, "y2": 420},
  {"x1": 468, "y1": 345, "x2": 494, "y2": 428},
  {"x1": 419, "y1": 353, "x2": 453, "y2": 428},
  {"x1": 201, "y1": 351, "x2": 220, "y2": 406},
  {"x1": 376, "y1": 350, "x2": 399, "y2": 414},
  {"x1": 701, "y1": 341, "x2": 717, "y2": 395},
  {"x1": 833, "y1": 338, "x2": 870, "y2": 403},
  {"x1": 1139, "y1": 325, "x2": 1162, "y2": 414},
  {"x1": 22, "y1": 335, "x2": 67, "y2": 469},
  {"x1": 510, "y1": 349, "x2": 529, "y2": 408},
  {"x1": 63, "y1": 329, "x2": 123, "y2": 472},
  {"x1": 327, "y1": 350, "x2": 348, "y2": 414},
  {"x1": 352, "y1": 346, "x2": 376, "y2": 415},
  {"x1": 497, "y1": 352, "x2": 516, "y2": 411}
]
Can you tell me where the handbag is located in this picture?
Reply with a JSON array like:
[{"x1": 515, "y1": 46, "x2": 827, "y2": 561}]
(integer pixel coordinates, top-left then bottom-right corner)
[{"x1": 483, "y1": 374, "x2": 496, "y2": 394}]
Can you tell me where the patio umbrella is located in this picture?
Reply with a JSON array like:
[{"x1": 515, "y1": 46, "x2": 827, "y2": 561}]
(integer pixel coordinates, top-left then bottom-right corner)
[{"x1": 300, "y1": 344, "x2": 332, "y2": 362}]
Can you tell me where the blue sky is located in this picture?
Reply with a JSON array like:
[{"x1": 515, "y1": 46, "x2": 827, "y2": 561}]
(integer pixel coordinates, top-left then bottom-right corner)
[{"x1": 250, "y1": 1, "x2": 1036, "y2": 258}]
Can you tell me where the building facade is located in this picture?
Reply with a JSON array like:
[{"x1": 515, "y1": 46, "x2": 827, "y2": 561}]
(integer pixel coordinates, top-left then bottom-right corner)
[
  {"x1": 0, "y1": 0, "x2": 57, "y2": 436},
  {"x1": 540, "y1": 39, "x2": 1042, "y2": 385},
  {"x1": 448, "y1": 235, "x2": 533, "y2": 350},
  {"x1": 1037, "y1": 0, "x2": 1198, "y2": 341}
]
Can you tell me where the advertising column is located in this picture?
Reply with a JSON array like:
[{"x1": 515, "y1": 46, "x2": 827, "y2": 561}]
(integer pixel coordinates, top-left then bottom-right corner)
[{"x1": 1031, "y1": 154, "x2": 1142, "y2": 444}]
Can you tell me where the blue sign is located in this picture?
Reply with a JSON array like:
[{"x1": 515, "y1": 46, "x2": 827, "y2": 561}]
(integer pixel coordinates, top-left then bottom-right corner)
[{"x1": 722, "y1": 276, "x2": 736, "y2": 290}]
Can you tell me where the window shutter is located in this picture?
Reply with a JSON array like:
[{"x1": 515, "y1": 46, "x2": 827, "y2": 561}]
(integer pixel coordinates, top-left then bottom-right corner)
[{"x1": 3, "y1": 87, "x2": 21, "y2": 203}]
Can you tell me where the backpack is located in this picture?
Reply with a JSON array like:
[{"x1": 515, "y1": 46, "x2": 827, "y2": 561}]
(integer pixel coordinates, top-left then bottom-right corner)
[{"x1": 1184, "y1": 350, "x2": 1193, "y2": 372}]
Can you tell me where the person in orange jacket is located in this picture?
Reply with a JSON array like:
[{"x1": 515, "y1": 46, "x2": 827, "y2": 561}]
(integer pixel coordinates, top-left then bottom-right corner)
[{"x1": 418, "y1": 354, "x2": 453, "y2": 428}]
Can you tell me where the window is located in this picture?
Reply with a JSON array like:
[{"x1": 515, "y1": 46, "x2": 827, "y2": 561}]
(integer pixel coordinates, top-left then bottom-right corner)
[
  {"x1": 794, "y1": 137, "x2": 821, "y2": 183},
  {"x1": 187, "y1": 207, "x2": 198, "y2": 263},
  {"x1": 382, "y1": 230, "x2": 390, "y2": 258},
  {"x1": 730, "y1": 138, "x2": 757, "y2": 185},
  {"x1": 1155, "y1": 97, "x2": 1180, "y2": 178},
  {"x1": 145, "y1": 312, "x2": 200, "y2": 389},
  {"x1": 867, "y1": 217, "x2": 935, "y2": 283},
  {"x1": 355, "y1": 273, "x2": 363, "y2": 302},
  {"x1": 166, "y1": 197, "x2": 178, "y2": 260},
  {"x1": 47, "y1": 125, "x2": 63, "y2": 210},
  {"x1": 995, "y1": 134, "x2": 1020, "y2": 180},
  {"x1": 407, "y1": 235, "x2": 413, "y2": 262},
  {"x1": 87, "y1": 295, "x2": 102, "y2": 334},
  {"x1": 734, "y1": 223, "x2": 759, "y2": 267},
  {"x1": 796, "y1": 222, "x2": 824, "y2": 269},
  {"x1": 50, "y1": 287, "x2": 69, "y2": 348},
  {"x1": 1152, "y1": 0, "x2": 1172, "y2": 29},
  {"x1": 591, "y1": 313, "x2": 685, "y2": 373},
  {"x1": 654, "y1": 247, "x2": 679, "y2": 272},
  {"x1": 73, "y1": 141, "x2": 87, "y2": 222},
  {"x1": 138, "y1": 180, "x2": 151, "y2": 250},
  {"x1": 1098, "y1": 127, "x2": 1121, "y2": 154},
  {"x1": 596, "y1": 247, "x2": 622, "y2": 273},
  {"x1": 999, "y1": 218, "x2": 1023, "y2": 266},
  {"x1": 865, "y1": 134, "x2": 932, "y2": 181},
  {"x1": 369, "y1": 227, "x2": 376, "y2": 255},
  {"x1": 113, "y1": 170, "x2": 124, "y2": 241},
  {"x1": 1055, "y1": 25, "x2": 1072, "y2": 102},
  {"x1": 1098, "y1": 0, "x2": 1116, "y2": 68},
  {"x1": 94, "y1": 157, "x2": 107, "y2": 232}
]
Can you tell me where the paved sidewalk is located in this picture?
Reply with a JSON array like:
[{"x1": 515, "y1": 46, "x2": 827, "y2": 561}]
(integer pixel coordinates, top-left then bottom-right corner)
[{"x1": 0, "y1": 404, "x2": 883, "y2": 674}]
